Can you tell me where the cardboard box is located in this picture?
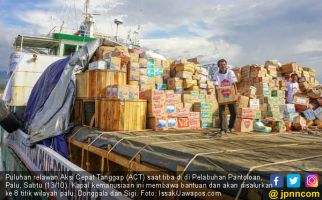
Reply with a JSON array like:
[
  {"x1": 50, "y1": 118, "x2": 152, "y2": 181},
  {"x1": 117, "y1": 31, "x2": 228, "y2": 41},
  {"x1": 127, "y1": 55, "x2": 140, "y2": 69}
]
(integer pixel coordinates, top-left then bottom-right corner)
[
  {"x1": 141, "y1": 89, "x2": 165, "y2": 102},
  {"x1": 284, "y1": 112, "x2": 299, "y2": 122},
  {"x1": 139, "y1": 68, "x2": 147, "y2": 76},
  {"x1": 190, "y1": 119, "x2": 201, "y2": 129},
  {"x1": 271, "y1": 90, "x2": 285, "y2": 98},
  {"x1": 237, "y1": 108, "x2": 254, "y2": 119},
  {"x1": 139, "y1": 84, "x2": 155, "y2": 92},
  {"x1": 314, "y1": 107, "x2": 322, "y2": 121},
  {"x1": 280, "y1": 104, "x2": 296, "y2": 114},
  {"x1": 303, "y1": 108, "x2": 316, "y2": 121},
  {"x1": 176, "y1": 71, "x2": 193, "y2": 79},
  {"x1": 175, "y1": 63, "x2": 195, "y2": 73},
  {"x1": 193, "y1": 103, "x2": 213, "y2": 112},
  {"x1": 201, "y1": 121, "x2": 213, "y2": 128},
  {"x1": 200, "y1": 112, "x2": 214, "y2": 121},
  {"x1": 253, "y1": 109, "x2": 261, "y2": 120},
  {"x1": 147, "y1": 102, "x2": 165, "y2": 117},
  {"x1": 128, "y1": 85, "x2": 139, "y2": 100},
  {"x1": 177, "y1": 107, "x2": 190, "y2": 117},
  {"x1": 216, "y1": 86, "x2": 237, "y2": 105},
  {"x1": 249, "y1": 99, "x2": 260, "y2": 109},
  {"x1": 237, "y1": 96, "x2": 249, "y2": 108},
  {"x1": 177, "y1": 117, "x2": 190, "y2": 128},
  {"x1": 292, "y1": 116, "x2": 306, "y2": 130},
  {"x1": 234, "y1": 118, "x2": 253, "y2": 132},
  {"x1": 167, "y1": 118, "x2": 177, "y2": 129},
  {"x1": 147, "y1": 117, "x2": 167, "y2": 130},
  {"x1": 267, "y1": 104, "x2": 280, "y2": 112},
  {"x1": 293, "y1": 95, "x2": 309, "y2": 111},
  {"x1": 96, "y1": 46, "x2": 115, "y2": 60},
  {"x1": 167, "y1": 78, "x2": 183, "y2": 90},
  {"x1": 127, "y1": 63, "x2": 140, "y2": 81},
  {"x1": 197, "y1": 94, "x2": 206, "y2": 103},
  {"x1": 155, "y1": 83, "x2": 166, "y2": 90},
  {"x1": 146, "y1": 67, "x2": 155, "y2": 78},
  {"x1": 183, "y1": 79, "x2": 198, "y2": 88},
  {"x1": 206, "y1": 94, "x2": 216, "y2": 103},
  {"x1": 189, "y1": 112, "x2": 200, "y2": 119},
  {"x1": 166, "y1": 104, "x2": 176, "y2": 117},
  {"x1": 139, "y1": 58, "x2": 147, "y2": 68},
  {"x1": 182, "y1": 94, "x2": 193, "y2": 103},
  {"x1": 280, "y1": 63, "x2": 298, "y2": 74},
  {"x1": 107, "y1": 85, "x2": 128, "y2": 100}
]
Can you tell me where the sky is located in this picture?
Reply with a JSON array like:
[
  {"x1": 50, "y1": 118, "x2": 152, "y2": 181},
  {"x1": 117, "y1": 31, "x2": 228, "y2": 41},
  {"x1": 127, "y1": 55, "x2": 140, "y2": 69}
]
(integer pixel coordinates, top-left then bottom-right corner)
[{"x1": 0, "y1": 0, "x2": 322, "y2": 79}]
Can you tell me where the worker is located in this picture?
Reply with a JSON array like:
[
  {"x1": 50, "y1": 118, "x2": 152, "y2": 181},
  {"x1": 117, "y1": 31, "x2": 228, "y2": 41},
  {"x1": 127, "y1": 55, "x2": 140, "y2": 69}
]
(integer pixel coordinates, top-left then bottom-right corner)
[
  {"x1": 211, "y1": 59, "x2": 238, "y2": 136},
  {"x1": 286, "y1": 73, "x2": 300, "y2": 103}
]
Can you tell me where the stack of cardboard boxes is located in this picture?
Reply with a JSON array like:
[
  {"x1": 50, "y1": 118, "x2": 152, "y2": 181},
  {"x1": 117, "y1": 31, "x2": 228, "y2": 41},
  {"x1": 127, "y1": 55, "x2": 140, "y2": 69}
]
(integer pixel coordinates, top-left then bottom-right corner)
[{"x1": 233, "y1": 59, "x2": 321, "y2": 132}]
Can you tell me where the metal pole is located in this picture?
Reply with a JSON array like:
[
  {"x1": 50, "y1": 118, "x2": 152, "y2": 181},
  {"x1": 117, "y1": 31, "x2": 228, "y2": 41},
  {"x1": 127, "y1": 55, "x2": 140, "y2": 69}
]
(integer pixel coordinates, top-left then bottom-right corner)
[
  {"x1": 20, "y1": 36, "x2": 23, "y2": 52},
  {"x1": 116, "y1": 24, "x2": 119, "y2": 41}
]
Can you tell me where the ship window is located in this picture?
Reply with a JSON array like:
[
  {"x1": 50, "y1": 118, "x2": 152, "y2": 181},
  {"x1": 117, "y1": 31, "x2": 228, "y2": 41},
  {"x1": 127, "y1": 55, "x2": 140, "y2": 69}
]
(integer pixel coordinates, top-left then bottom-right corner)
[{"x1": 63, "y1": 44, "x2": 77, "y2": 56}]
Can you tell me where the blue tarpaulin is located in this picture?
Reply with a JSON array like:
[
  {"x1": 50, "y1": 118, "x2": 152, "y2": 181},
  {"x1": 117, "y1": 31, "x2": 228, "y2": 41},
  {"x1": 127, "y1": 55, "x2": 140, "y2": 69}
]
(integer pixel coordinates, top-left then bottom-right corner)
[
  {"x1": 24, "y1": 56, "x2": 71, "y2": 158},
  {"x1": 24, "y1": 57, "x2": 71, "y2": 126}
]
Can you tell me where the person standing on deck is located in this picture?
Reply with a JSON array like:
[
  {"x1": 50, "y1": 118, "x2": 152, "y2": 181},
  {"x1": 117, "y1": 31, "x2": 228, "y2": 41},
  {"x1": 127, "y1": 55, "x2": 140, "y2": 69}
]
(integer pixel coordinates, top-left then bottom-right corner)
[
  {"x1": 212, "y1": 59, "x2": 238, "y2": 136},
  {"x1": 286, "y1": 73, "x2": 300, "y2": 103}
]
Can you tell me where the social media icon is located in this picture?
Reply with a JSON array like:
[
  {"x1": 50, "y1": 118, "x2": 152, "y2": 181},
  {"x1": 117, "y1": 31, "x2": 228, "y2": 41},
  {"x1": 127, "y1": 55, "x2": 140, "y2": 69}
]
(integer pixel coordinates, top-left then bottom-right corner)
[
  {"x1": 287, "y1": 174, "x2": 301, "y2": 188},
  {"x1": 305, "y1": 174, "x2": 319, "y2": 188},
  {"x1": 270, "y1": 174, "x2": 284, "y2": 188}
]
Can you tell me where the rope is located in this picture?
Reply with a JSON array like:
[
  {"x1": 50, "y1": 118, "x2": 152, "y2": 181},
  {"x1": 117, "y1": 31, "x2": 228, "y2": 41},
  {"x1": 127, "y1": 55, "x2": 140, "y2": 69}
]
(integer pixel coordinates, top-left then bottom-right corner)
[{"x1": 180, "y1": 141, "x2": 320, "y2": 177}]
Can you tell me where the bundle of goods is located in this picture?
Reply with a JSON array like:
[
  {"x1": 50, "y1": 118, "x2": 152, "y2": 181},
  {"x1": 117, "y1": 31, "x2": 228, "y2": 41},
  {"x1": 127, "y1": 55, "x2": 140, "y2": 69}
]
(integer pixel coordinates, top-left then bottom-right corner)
[{"x1": 75, "y1": 44, "x2": 219, "y2": 131}]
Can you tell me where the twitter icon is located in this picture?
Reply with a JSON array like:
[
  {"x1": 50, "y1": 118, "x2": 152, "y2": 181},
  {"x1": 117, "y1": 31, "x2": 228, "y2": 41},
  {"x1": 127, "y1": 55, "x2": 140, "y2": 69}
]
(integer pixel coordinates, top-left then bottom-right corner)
[{"x1": 287, "y1": 174, "x2": 301, "y2": 188}]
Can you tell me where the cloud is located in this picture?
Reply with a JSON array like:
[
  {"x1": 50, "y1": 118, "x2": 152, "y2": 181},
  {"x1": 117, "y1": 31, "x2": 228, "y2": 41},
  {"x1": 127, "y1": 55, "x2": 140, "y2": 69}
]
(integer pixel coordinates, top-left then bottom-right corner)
[{"x1": 0, "y1": 0, "x2": 322, "y2": 82}]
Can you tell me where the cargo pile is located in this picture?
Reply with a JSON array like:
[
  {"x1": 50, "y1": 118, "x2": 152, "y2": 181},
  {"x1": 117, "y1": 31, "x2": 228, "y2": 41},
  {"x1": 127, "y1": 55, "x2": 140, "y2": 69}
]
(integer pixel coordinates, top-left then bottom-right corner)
[
  {"x1": 74, "y1": 45, "x2": 219, "y2": 131},
  {"x1": 233, "y1": 60, "x2": 321, "y2": 132},
  {"x1": 74, "y1": 43, "x2": 322, "y2": 133}
]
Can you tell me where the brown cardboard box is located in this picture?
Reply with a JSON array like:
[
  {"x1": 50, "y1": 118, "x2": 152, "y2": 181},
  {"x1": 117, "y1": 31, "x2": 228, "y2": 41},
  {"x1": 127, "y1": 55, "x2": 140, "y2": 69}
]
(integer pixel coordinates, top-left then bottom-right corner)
[
  {"x1": 176, "y1": 71, "x2": 193, "y2": 79},
  {"x1": 216, "y1": 86, "x2": 237, "y2": 105},
  {"x1": 96, "y1": 46, "x2": 115, "y2": 60},
  {"x1": 140, "y1": 89, "x2": 165, "y2": 102},
  {"x1": 234, "y1": 118, "x2": 253, "y2": 132},
  {"x1": 128, "y1": 85, "x2": 139, "y2": 100},
  {"x1": 237, "y1": 95, "x2": 249, "y2": 108},
  {"x1": 177, "y1": 117, "x2": 190, "y2": 128},
  {"x1": 127, "y1": 62, "x2": 140, "y2": 81},
  {"x1": 183, "y1": 79, "x2": 198, "y2": 88},
  {"x1": 293, "y1": 95, "x2": 309, "y2": 111},
  {"x1": 147, "y1": 102, "x2": 165, "y2": 117},
  {"x1": 148, "y1": 117, "x2": 167, "y2": 130},
  {"x1": 175, "y1": 63, "x2": 195, "y2": 73},
  {"x1": 280, "y1": 63, "x2": 298, "y2": 74},
  {"x1": 139, "y1": 58, "x2": 147, "y2": 68},
  {"x1": 182, "y1": 94, "x2": 193, "y2": 103},
  {"x1": 167, "y1": 78, "x2": 183, "y2": 90},
  {"x1": 176, "y1": 107, "x2": 190, "y2": 117},
  {"x1": 237, "y1": 108, "x2": 254, "y2": 119}
]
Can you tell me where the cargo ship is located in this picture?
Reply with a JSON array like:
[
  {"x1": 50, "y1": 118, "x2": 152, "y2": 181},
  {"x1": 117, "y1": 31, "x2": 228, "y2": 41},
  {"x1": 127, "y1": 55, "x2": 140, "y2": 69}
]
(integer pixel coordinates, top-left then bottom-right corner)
[{"x1": 1, "y1": 1, "x2": 322, "y2": 200}]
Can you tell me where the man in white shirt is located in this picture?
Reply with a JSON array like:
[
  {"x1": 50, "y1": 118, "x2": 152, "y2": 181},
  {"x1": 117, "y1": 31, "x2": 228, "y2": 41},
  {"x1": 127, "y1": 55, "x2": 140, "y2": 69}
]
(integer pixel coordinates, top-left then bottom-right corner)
[
  {"x1": 286, "y1": 73, "x2": 300, "y2": 103},
  {"x1": 212, "y1": 59, "x2": 238, "y2": 136}
]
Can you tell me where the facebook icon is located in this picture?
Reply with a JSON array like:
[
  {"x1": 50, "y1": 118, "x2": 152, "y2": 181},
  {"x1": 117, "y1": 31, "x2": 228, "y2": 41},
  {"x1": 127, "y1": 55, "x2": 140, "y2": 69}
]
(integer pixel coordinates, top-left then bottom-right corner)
[{"x1": 270, "y1": 174, "x2": 284, "y2": 188}]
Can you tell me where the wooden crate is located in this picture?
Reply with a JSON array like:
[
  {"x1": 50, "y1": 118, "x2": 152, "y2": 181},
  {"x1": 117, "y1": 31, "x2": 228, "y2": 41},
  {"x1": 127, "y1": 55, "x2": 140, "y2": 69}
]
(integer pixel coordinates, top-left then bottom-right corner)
[
  {"x1": 73, "y1": 98, "x2": 97, "y2": 127},
  {"x1": 76, "y1": 70, "x2": 127, "y2": 98},
  {"x1": 97, "y1": 99, "x2": 147, "y2": 131}
]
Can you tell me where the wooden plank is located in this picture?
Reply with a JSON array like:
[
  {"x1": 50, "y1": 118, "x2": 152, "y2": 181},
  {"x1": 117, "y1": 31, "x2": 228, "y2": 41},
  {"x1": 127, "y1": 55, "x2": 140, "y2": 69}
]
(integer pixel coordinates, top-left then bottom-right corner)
[{"x1": 95, "y1": 99, "x2": 100, "y2": 128}]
